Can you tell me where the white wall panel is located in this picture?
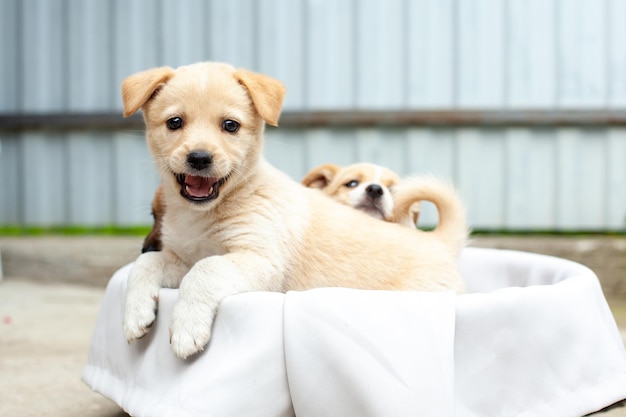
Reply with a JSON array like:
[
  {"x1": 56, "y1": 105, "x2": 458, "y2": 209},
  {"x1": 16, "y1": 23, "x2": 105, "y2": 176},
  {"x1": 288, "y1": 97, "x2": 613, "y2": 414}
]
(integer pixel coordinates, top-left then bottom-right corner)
[
  {"x1": 0, "y1": 135, "x2": 21, "y2": 223},
  {"x1": 577, "y1": 129, "x2": 609, "y2": 229},
  {"x1": 67, "y1": 133, "x2": 115, "y2": 225},
  {"x1": 20, "y1": 133, "x2": 67, "y2": 224},
  {"x1": 405, "y1": 128, "x2": 457, "y2": 181},
  {"x1": 160, "y1": 0, "x2": 209, "y2": 69},
  {"x1": 208, "y1": 0, "x2": 258, "y2": 70},
  {"x1": 607, "y1": 128, "x2": 626, "y2": 226},
  {"x1": 306, "y1": 0, "x2": 355, "y2": 109},
  {"x1": 304, "y1": 128, "x2": 356, "y2": 171},
  {"x1": 6, "y1": 0, "x2": 626, "y2": 113},
  {"x1": 112, "y1": 132, "x2": 159, "y2": 226},
  {"x1": 355, "y1": 129, "x2": 405, "y2": 172},
  {"x1": 264, "y1": 129, "x2": 308, "y2": 180},
  {"x1": 21, "y1": 0, "x2": 67, "y2": 112},
  {"x1": 555, "y1": 128, "x2": 585, "y2": 229},
  {"x1": 356, "y1": 0, "x2": 406, "y2": 108},
  {"x1": 67, "y1": 0, "x2": 115, "y2": 112},
  {"x1": 506, "y1": 0, "x2": 557, "y2": 107},
  {"x1": 505, "y1": 128, "x2": 557, "y2": 229},
  {"x1": 0, "y1": 0, "x2": 19, "y2": 112},
  {"x1": 257, "y1": 0, "x2": 305, "y2": 110},
  {"x1": 405, "y1": 128, "x2": 458, "y2": 225},
  {"x1": 457, "y1": 128, "x2": 507, "y2": 228},
  {"x1": 557, "y1": 0, "x2": 608, "y2": 107},
  {"x1": 112, "y1": 0, "x2": 163, "y2": 111},
  {"x1": 406, "y1": 0, "x2": 455, "y2": 108},
  {"x1": 457, "y1": 0, "x2": 506, "y2": 107},
  {"x1": 608, "y1": 0, "x2": 626, "y2": 106}
]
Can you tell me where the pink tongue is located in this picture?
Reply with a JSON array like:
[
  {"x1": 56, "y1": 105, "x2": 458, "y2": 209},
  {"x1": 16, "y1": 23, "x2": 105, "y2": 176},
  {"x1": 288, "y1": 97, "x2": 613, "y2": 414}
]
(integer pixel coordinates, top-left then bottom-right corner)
[{"x1": 185, "y1": 175, "x2": 215, "y2": 197}]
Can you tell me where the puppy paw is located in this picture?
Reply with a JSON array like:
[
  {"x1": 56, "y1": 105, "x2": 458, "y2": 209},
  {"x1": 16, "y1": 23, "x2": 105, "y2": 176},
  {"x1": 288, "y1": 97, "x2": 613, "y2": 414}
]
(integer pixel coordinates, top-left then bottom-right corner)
[
  {"x1": 124, "y1": 293, "x2": 158, "y2": 343},
  {"x1": 169, "y1": 303, "x2": 213, "y2": 359}
]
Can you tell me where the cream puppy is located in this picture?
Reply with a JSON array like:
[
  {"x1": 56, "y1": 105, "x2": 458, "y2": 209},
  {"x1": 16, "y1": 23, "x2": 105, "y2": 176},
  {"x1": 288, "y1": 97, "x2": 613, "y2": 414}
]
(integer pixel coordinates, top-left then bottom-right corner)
[
  {"x1": 302, "y1": 163, "x2": 403, "y2": 223},
  {"x1": 122, "y1": 62, "x2": 467, "y2": 359},
  {"x1": 303, "y1": 163, "x2": 467, "y2": 255}
]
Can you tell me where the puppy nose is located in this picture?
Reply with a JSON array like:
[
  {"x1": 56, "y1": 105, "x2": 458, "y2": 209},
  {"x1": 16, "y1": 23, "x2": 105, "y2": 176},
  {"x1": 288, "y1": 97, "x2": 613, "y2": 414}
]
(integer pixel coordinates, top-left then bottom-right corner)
[
  {"x1": 186, "y1": 151, "x2": 212, "y2": 171},
  {"x1": 366, "y1": 184, "x2": 384, "y2": 199}
]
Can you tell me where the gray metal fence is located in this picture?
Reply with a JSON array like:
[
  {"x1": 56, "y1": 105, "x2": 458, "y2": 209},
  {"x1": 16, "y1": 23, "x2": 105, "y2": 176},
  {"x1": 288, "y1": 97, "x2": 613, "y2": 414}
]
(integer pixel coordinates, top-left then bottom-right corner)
[{"x1": 1, "y1": 0, "x2": 625, "y2": 230}]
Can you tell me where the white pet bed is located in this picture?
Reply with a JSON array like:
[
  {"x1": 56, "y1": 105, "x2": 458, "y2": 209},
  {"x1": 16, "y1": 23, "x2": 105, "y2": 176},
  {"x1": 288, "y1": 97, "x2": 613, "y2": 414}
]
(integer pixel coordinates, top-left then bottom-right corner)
[{"x1": 83, "y1": 248, "x2": 626, "y2": 417}]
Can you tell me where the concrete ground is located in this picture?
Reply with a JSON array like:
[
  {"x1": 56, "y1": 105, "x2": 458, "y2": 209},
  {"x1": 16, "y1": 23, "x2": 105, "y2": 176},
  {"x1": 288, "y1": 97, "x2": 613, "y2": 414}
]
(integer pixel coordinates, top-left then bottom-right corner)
[
  {"x1": 0, "y1": 279, "x2": 128, "y2": 417},
  {"x1": 0, "y1": 236, "x2": 625, "y2": 416},
  {"x1": 0, "y1": 237, "x2": 138, "y2": 416}
]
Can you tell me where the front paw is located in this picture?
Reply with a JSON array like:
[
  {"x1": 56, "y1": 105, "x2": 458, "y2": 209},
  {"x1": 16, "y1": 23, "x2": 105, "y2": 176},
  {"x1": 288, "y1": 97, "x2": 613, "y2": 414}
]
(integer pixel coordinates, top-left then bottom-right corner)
[
  {"x1": 124, "y1": 293, "x2": 158, "y2": 343},
  {"x1": 169, "y1": 303, "x2": 214, "y2": 359}
]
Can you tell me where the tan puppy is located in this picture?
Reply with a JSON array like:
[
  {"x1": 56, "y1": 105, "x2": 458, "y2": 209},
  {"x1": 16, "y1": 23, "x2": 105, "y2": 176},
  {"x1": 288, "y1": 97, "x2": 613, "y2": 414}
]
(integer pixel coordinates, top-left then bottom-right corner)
[
  {"x1": 302, "y1": 163, "x2": 404, "y2": 223},
  {"x1": 302, "y1": 163, "x2": 466, "y2": 255},
  {"x1": 122, "y1": 62, "x2": 466, "y2": 359}
]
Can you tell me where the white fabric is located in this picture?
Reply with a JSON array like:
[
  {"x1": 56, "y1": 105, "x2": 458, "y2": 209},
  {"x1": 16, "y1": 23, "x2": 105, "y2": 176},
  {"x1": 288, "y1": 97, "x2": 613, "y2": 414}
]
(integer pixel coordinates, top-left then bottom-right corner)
[
  {"x1": 83, "y1": 248, "x2": 626, "y2": 417},
  {"x1": 283, "y1": 289, "x2": 456, "y2": 417}
]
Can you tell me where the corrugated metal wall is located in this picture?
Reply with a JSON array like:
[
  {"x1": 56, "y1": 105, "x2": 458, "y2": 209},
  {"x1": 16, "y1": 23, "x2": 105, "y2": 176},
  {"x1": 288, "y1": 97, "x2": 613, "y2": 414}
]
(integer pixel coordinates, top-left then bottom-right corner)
[{"x1": 1, "y1": 0, "x2": 625, "y2": 230}]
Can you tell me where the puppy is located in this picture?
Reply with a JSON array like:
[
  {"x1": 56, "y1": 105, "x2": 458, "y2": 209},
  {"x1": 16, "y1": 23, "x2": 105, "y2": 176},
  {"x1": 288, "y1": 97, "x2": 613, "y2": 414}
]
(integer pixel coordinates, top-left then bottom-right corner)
[
  {"x1": 142, "y1": 184, "x2": 165, "y2": 253},
  {"x1": 303, "y1": 163, "x2": 466, "y2": 254},
  {"x1": 302, "y1": 163, "x2": 404, "y2": 223},
  {"x1": 122, "y1": 62, "x2": 467, "y2": 359}
]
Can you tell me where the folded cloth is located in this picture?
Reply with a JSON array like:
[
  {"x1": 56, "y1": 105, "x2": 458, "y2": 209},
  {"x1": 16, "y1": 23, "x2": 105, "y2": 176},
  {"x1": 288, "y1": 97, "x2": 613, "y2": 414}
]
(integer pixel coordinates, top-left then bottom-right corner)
[
  {"x1": 82, "y1": 263, "x2": 294, "y2": 417},
  {"x1": 283, "y1": 288, "x2": 456, "y2": 417},
  {"x1": 456, "y1": 249, "x2": 626, "y2": 417},
  {"x1": 83, "y1": 248, "x2": 626, "y2": 417}
]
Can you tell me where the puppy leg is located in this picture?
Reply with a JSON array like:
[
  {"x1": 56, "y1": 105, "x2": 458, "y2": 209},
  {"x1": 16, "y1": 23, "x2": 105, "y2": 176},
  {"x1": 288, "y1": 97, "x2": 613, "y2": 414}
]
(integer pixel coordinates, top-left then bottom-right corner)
[
  {"x1": 170, "y1": 253, "x2": 279, "y2": 359},
  {"x1": 124, "y1": 250, "x2": 188, "y2": 343}
]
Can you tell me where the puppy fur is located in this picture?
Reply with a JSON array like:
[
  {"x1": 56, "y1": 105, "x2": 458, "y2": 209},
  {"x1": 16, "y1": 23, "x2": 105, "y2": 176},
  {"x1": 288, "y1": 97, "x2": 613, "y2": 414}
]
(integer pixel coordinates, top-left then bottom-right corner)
[
  {"x1": 391, "y1": 176, "x2": 468, "y2": 257},
  {"x1": 142, "y1": 163, "x2": 464, "y2": 252},
  {"x1": 143, "y1": 163, "x2": 405, "y2": 252},
  {"x1": 122, "y1": 62, "x2": 466, "y2": 359}
]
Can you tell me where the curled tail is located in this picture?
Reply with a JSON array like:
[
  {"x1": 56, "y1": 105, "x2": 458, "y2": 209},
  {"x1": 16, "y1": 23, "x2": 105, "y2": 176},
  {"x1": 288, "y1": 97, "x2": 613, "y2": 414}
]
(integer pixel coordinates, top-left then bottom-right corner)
[{"x1": 391, "y1": 176, "x2": 469, "y2": 255}]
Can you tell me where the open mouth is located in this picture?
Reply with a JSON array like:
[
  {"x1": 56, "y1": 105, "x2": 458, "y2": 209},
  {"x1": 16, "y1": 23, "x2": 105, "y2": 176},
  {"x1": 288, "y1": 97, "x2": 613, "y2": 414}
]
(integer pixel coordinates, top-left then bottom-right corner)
[{"x1": 175, "y1": 173, "x2": 227, "y2": 203}]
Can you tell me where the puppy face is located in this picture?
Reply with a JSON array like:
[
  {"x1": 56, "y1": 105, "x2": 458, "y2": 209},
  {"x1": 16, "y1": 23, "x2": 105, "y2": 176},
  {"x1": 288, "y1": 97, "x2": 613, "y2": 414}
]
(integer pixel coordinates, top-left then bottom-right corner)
[
  {"x1": 122, "y1": 62, "x2": 285, "y2": 211},
  {"x1": 302, "y1": 163, "x2": 400, "y2": 221}
]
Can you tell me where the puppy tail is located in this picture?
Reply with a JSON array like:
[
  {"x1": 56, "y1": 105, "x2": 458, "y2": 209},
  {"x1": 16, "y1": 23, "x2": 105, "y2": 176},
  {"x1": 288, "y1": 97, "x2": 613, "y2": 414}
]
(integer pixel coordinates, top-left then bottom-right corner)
[{"x1": 391, "y1": 176, "x2": 469, "y2": 255}]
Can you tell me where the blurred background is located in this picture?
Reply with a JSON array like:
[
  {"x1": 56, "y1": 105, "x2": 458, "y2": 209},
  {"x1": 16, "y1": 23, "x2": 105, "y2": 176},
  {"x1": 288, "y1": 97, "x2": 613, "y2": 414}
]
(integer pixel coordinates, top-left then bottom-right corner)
[{"x1": 1, "y1": 0, "x2": 625, "y2": 232}]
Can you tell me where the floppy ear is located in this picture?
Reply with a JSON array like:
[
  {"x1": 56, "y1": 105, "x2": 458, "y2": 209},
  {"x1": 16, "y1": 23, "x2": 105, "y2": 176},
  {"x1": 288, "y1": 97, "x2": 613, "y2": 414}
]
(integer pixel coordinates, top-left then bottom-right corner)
[
  {"x1": 121, "y1": 66, "x2": 175, "y2": 117},
  {"x1": 302, "y1": 164, "x2": 342, "y2": 189},
  {"x1": 233, "y1": 68, "x2": 286, "y2": 127}
]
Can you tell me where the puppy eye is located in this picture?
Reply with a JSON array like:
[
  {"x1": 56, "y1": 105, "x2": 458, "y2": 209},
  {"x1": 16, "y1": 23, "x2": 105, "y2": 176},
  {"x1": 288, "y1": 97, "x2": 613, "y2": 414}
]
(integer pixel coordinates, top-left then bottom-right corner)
[
  {"x1": 345, "y1": 180, "x2": 359, "y2": 188},
  {"x1": 222, "y1": 119, "x2": 240, "y2": 133},
  {"x1": 166, "y1": 117, "x2": 183, "y2": 130}
]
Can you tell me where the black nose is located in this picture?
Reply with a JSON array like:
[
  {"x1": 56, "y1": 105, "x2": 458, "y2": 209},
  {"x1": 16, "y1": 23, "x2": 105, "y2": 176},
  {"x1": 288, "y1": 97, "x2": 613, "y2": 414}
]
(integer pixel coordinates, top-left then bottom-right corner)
[
  {"x1": 366, "y1": 184, "x2": 384, "y2": 199},
  {"x1": 186, "y1": 151, "x2": 212, "y2": 171}
]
